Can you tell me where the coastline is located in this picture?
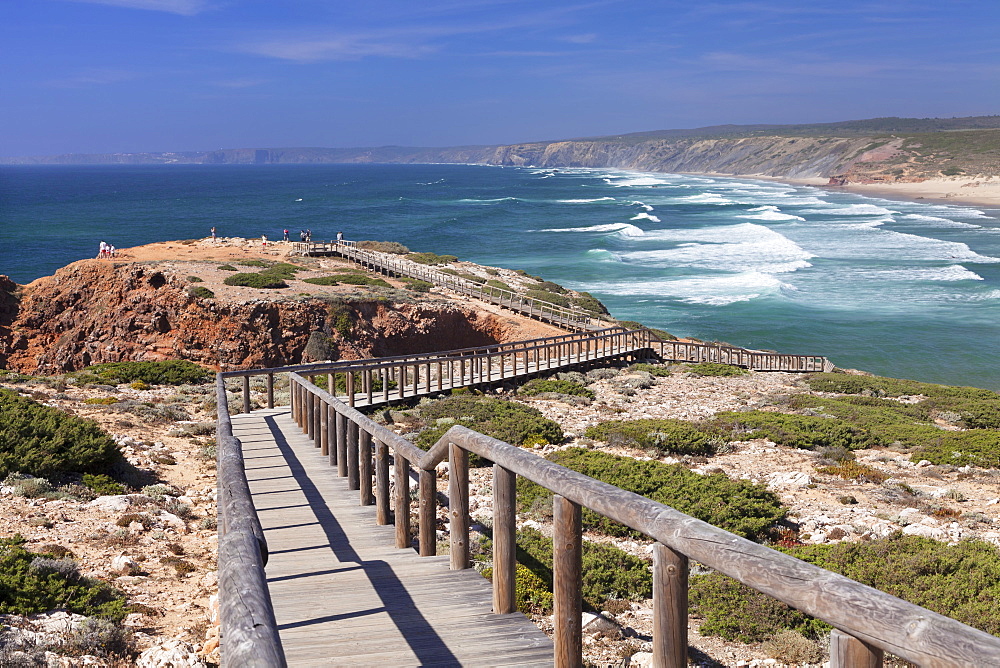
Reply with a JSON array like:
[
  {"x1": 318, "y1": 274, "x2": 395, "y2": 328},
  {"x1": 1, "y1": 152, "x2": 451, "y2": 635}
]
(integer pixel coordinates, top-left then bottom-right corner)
[{"x1": 728, "y1": 174, "x2": 1000, "y2": 209}]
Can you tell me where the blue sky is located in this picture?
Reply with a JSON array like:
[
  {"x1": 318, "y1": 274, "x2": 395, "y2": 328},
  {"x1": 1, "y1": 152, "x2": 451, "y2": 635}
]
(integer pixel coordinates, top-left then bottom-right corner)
[{"x1": 2, "y1": 0, "x2": 999, "y2": 156}]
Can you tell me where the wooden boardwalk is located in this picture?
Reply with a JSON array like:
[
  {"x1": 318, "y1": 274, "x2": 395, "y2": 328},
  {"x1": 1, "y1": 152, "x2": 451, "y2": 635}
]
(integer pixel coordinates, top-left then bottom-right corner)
[{"x1": 232, "y1": 407, "x2": 555, "y2": 667}]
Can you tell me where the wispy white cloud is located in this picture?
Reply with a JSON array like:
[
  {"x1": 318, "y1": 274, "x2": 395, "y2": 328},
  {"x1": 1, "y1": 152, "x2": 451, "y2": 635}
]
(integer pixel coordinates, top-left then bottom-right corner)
[
  {"x1": 560, "y1": 33, "x2": 597, "y2": 44},
  {"x1": 239, "y1": 30, "x2": 439, "y2": 62},
  {"x1": 213, "y1": 78, "x2": 270, "y2": 89},
  {"x1": 42, "y1": 67, "x2": 139, "y2": 88},
  {"x1": 62, "y1": 0, "x2": 212, "y2": 16}
]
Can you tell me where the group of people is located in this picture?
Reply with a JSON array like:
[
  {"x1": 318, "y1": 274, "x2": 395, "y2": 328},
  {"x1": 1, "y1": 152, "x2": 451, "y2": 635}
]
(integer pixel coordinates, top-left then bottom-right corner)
[{"x1": 97, "y1": 240, "x2": 116, "y2": 259}]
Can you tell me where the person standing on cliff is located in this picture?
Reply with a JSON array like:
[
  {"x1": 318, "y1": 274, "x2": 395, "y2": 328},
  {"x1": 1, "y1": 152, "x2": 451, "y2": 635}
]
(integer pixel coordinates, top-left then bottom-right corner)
[
  {"x1": 306, "y1": 229, "x2": 312, "y2": 242},
  {"x1": 337, "y1": 231, "x2": 344, "y2": 244},
  {"x1": 283, "y1": 229, "x2": 289, "y2": 242},
  {"x1": 211, "y1": 226, "x2": 217, "y2": 241},
  {"x1": 98, "y1": 241, "x2": 107, "y2": 259}
]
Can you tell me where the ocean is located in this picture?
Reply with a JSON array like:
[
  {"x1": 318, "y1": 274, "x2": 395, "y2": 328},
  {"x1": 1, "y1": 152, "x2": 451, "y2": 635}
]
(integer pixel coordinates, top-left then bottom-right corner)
[{"x1": 2, "y1": 164, "x2": 999, "y2": 390}]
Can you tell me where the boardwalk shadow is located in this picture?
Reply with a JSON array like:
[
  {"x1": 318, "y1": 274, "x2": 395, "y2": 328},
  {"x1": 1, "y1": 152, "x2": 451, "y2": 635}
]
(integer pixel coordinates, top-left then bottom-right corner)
[{"x1": 262, "y1": 414, "x2": 461, "y2": 667}]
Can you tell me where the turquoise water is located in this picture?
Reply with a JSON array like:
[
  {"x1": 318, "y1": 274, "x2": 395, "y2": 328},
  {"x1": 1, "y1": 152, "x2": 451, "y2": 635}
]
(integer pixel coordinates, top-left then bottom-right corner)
[{"x1": 2, "y1": 164, "x2": 999, "y2": 390}]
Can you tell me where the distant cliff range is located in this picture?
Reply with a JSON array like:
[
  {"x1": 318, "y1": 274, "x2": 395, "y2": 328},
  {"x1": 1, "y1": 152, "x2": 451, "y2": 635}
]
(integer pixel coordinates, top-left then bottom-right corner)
[{"x1": 6, "y1": 115, "x2": 1000, "y2": 185}]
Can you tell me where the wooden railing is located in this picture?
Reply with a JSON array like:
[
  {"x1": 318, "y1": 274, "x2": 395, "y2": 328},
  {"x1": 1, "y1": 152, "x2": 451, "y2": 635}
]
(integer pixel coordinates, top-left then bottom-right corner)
[
  {"x1": 284, "y1": 378, "x2": 1000, "y2": 668},
  {"x1": 293, "y1": 240, "x2": 600, "y2": 331},
  {"x1": 657, "y1": 339, "x2": 833, "y2": 372},
  {"x1": 222, "y1": 327, "x2": 653, "y2": 411},
  {"x1": 215, "y1": 376, "x2": 286, "y2": 667}
]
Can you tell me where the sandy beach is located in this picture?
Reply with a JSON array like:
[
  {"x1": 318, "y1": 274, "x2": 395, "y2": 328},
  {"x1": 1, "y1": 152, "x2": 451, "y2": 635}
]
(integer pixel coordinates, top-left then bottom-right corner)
[{"x1": 770, "y1": 175, "x2": 1000, "y2": 209}]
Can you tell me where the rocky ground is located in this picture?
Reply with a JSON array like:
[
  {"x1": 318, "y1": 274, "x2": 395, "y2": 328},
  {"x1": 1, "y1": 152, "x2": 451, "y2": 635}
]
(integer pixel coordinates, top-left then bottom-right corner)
[{"x1": 3, "y1": 240, "x2": 999, "y2": 666}]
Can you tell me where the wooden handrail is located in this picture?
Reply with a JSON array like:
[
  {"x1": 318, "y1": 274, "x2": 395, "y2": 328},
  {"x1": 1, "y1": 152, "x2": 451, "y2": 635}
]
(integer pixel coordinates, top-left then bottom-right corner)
[
  {"x1": 294, "y1": 240, "x2": 600, "y2": 331},
  {"x1": 215, "y1": 375, "x2": 285, "y2": 666},
  {"x1": 286, "y1": 375, "x2": 1000, "y2": 668}
]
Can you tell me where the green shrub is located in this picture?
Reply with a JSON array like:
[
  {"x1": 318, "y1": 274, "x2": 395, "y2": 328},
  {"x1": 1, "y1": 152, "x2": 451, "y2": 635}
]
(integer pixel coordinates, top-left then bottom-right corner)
[
  {"x1": 82, "y1": 360, "x2": 210, "y2": 385},
  {"x1": 691, "y1": 535, "x2": 1000, "y2": 642},
  {"x1": 327, "y1": 301, "x2": 354, "y2": 338},
  {"x1": 0, "y1": 536, "x2": 128, "y2": 620},
  {"x1": 302, "y1": 276, "x2": 340, "y2": 286},
  {"x1": 687, "y1": 362, "x2": 749, "y2": 377},
  {"x1": 518, "y1": 378, "x2": 595, "y2": 399},
  {"x1": 517, "y1": 449, "x2": 785, "y2": 542},
  {"x1": 485, "y1": 279, "x2": 512, "y2": 292},
  {"x1": 217, "y1": 264, "x2": 237, "y2": 271},
  {"x1": 187, "y1": 276, "x2": 203, "y2": 283},
  {"x1": 402, "y1": 278, "x2": 433, "y2": 293},
  {"x1": 334, "y1": 273, "x2": 390, "y2": 287},
  {"x1": 237, "y1": 259, "x2": 268, "y2": 267},
  {"x1": 574, "y1": 292, "x2": 610, "y2": 316},
  {"x1": 911, "y1": 430, "x2": 1000, "y2": 468},
  {"x1": 356, "y1": 240, "x2": 410, "y2": 254},
  {"x1": 419, "y1": 395, "x2": 563, "y2": 447},
  {"x1": 82, "y1": 473, "x2": 125, "y2": 495},
  {"x1": 525, "y1": 289, "x2": 571, "y2": 308},
  {"x1": 711, "y1": 411, "x2": 882, "y2": 451},
  {"x1": 189, "y1": 286, "x2": 215, "y2": 299},
  {"x1": 512, "y1": 527, "x2": 651, "y2": 611},
  {"x1": 625, "y1": 363, "x2": 672, "y2": 377},
  {"x1": 0, "y1": 390, "x2": 122, "y2": 479},
  {"x1": 258, "y1": 262, "x2": 303, "y2": 280},
  {"x1": 584, "y1": 418, "x2": 715, "y2": 455},
  {"x1": 223, "y1": 272, "x2": 287, "y2": 289},
  {"x1": 535, "y1": 281, "x2": 567, "y2": 294},
  {"x1": 481, "y1": 563, "x2": 554, "y2": 615},
  {"x1": 815, "y1": 460, "x2": 889, "y2": 483},
  {"x1": 408, "y1": 252, "x2": 457, "y2": 265}
]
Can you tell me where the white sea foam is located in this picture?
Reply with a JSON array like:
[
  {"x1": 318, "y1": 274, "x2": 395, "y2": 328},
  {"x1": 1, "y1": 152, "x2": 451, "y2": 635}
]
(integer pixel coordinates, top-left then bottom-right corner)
[
  {"x1": 584, "y1": 272, "x2": 785, "y2": 305},
  {"x1": 618, "y1": 223, "x2": 814, "y2": 273},
  {"x1": 604, "y1": 175, "x2": 670, "y2": 187},
  {"x1": 630, "y1": 213, "x2": 661, "y2": 223},
  {"x1": 631, "y1": 201, "x2": 655, "y2": 211},
  {"x1": 803, "y1": 203, "x2": 899, "y2": 216},
  {"x1": 545, "y1": 223, "x2": 645, "y2": 237},
  {"x1": 456, "y1": 197, "x2": 518, "y2": 204},
  {"x1": 902, "y1": 213, "x2": 981, "y2": 229},
  {"x1": 674, "y1": 192, "x2": 735, "y2": 205},
  {"x1": 585, "y1": 249, "x2": 617, "y2": 261},
  {"x1": 738, "y1": 205, "x2": 805, "y2": 222},
  {"x1": 556, "y1": 197, "x2": 616, "y2": 203}
]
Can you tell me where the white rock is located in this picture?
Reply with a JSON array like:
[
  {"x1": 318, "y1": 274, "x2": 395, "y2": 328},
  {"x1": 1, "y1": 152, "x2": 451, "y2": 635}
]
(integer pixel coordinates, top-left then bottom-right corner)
[
  {"x1": 111, "y1": 554, "x2": 140, "y2": 575},
  {"x1": 629, "y1": 651, "x2": 654, "y2": 667},
  {"x1": 88, "y1": 494, "x2": 153, "y2": 512},
  {"x1": 158, "y1": 511, "x2": 189, "y2": 533},
  {"x1": 136, "y1": 639, "x2": 207, "y2": 668},
  {"x1": 766, "y1": 471, "x2": 811, "y2": 488},
  {"x1": 581, "y1": 611, "x2": 622, "y2": 638},
  {"x1": 902, "y1": 524, "x2": 945, "y2": 540}
]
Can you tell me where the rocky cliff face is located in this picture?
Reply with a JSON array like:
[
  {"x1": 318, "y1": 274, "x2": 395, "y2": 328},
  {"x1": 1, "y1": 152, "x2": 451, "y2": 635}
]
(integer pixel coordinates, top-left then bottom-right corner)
[
  {"x1": 483, "y1": 135, "x2": 876, "y2": 178},
  {"x1": 0, "y1": 263, "x2": 517, "y2": 375}
]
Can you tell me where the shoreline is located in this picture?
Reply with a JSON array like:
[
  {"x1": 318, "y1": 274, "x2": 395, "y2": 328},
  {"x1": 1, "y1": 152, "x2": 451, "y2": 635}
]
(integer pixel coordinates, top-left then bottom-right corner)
[{"x1": 712, "y1": 173, "x2": 1000, "y2": 209}]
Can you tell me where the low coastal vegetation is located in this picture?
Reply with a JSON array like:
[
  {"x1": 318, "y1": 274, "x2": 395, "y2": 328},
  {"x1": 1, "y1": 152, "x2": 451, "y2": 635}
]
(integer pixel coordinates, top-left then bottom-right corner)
[
  {"x1": 356, "y1": 240, "x2": 409, "y2": 254},
  {"x1": 73, "y1": 360, "x2": 211, "y2": 386},
  {"x1": 0, "y1": 389, "x2": 122, "y2": 479},
  {"x1": 691, "y1": 534, "x2": 1000, "y2": 642},
  {"x1": 415, "y1": 393, "x2": 563, "y2": 451},
  {"x1": 517, "y1": 449, "x2": 786, "y2": 542},
  {"x1": 407, "y1": 251, "x2": 458, "y2": 265}
]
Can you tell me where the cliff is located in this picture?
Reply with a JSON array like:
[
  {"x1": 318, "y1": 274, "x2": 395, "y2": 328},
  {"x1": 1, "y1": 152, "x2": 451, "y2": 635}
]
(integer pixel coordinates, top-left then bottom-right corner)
[
  {"x1": 0, "y1": 260, "x2": 544, "y2": 375},
  {"x1": 7, "y1": 115, "x2": 1000, "y2": 184}
]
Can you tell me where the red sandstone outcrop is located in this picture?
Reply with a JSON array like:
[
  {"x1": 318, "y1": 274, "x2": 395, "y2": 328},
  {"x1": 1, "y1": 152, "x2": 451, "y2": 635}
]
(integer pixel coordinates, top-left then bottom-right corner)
[{"x1": 0, "y1": 261, "x2": 534, "y2": 375}]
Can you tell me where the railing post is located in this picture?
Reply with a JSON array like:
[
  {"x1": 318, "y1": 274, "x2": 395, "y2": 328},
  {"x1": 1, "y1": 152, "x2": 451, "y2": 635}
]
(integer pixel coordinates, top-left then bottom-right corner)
[
  {"x1": 304, "y1": 388, "x2": 313, "y2": 435},
  {"x1": 336, "y1": 412, "x2": 347, "y2": 476},
  {"x1": 449, "y1": 442, "x2": 470, "y2": 570},
  {"x1": 653, "y1": 543, "x2": 688, "y2": 668},
  {"x1": 327, "y1": 405, "x2": 337, "y2": 466},
  {"x1": 394, "y1": 454, "x2": 411, "y2": 548},
  {"x1": 347, "y1": 421, "x2": 360, "y2": 490},
  {"x1": 830, "y1": 630, "x2": 883, "y2": 668},
  {"x1": 312, "y1": 394, "x2": 321, "y2": 447},
  {"x1": 266, "y1": 373, "x2": 274, "y2": 409},
  {"x1": 553, "y1": 495, "x2": 582, "y2": 668},
  {"x1": 346, "y1": 371, "x2": 355, "y2": 407},
  {"x1": 319, "y1": 400, "x2": 329, "y2": 456},
  {"x1": 359, "y1": 429, "x2": 374, "y2": 506},
  {"x1": 375, "y1": 440, "x2": 390, "y2": 524},
  {"x1": 242, "y1": 376, "x2": 251, "y2": 413},
  {"x1": 419, "y1": 468, "x2": 437, "y2": 556},
  {"x1": 493, "y1": 465, "x2": 516, "y2": 614}
]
